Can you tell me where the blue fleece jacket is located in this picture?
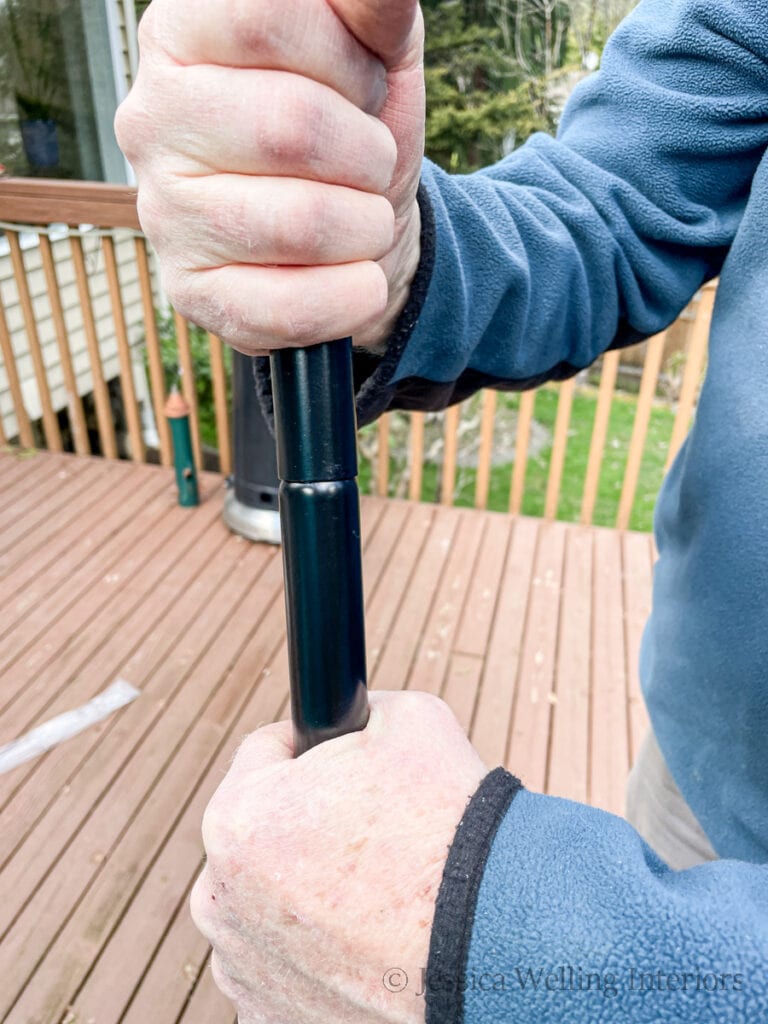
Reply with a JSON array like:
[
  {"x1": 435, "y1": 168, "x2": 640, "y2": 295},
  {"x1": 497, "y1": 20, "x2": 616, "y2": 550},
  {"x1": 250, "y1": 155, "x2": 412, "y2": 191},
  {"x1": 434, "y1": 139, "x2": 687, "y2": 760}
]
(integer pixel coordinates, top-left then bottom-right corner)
[{"x1": 349, "y1": 0, "x2": 768, "y2": 1019}]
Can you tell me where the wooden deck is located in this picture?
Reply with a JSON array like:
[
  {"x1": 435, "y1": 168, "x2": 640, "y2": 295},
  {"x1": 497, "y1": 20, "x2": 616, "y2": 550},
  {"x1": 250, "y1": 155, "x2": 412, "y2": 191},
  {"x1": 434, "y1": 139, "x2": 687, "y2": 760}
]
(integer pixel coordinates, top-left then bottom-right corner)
[{"x1": 0, "y1": 449, "x2": 653, "y2": 1024}]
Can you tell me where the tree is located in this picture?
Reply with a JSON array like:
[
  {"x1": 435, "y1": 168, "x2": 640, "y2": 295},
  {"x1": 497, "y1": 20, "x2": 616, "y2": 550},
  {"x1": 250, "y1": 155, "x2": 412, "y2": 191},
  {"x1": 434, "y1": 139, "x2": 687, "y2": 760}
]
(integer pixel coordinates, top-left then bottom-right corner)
[
  {"x1": 562, "y1": 0, "x2": 637, "y2": 67},
  {"x1": 422, "y1": 0, "x2": 638, "y2": 173},
  {"x1": 423, "y1": 0, "x2": 557, "y2": 173}
]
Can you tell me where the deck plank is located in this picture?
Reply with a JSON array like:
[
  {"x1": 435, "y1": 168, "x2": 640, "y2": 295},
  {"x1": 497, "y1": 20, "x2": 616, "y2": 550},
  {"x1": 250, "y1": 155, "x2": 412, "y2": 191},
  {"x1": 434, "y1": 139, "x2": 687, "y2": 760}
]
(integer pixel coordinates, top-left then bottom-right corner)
[
  {"x1": 0, "y1": 469, "x2": 172, "y2": 687},
  {"x1": 0, "y1": 452, "x2": 656, "y2": 1022},
  {"x1": 442, "y1": 653, "x2": 484, "y2": 734},
  {"x1": 64, "y1": 598, "x2": 289, "y2": 1024},
  {"x1": 365, "y1": 503, "x2": 435, "y2": 679},
  {"x1": 506, "y1": 519, "x2": 567, "y2": 791},
  {"x1": 622, "y1": 530, "x2": 653, "y2": 764},
  {"x1": 470, "y1": 515, "x2": 538, "y2": 768},
  {"x1": 408, "y1": 509, "x2": 485, "y2": 696},
  {"x1": 0, "y1": 530, "x2": 274, "y2": 909},
  {"x1": 453, "y1": 513, "x2": 512, "y2": 659},
  {"x1": 546, "y1": 526, "x2": 593, "y2": 803},
  {"x1": 590, "y1": 528, "x2": 631, "y2": 816},
  {"x1": 176, "y1": 959, "x2": 236, "y2": 1024},
  {"x1": 0, "y1": 460, "x2": 142, "y2": 595},
  {"x1": 0, "y1": 486, "x2": 224, "y2": 753},
  {"x1": 0, "y1": 455, "x2": 118, "y2": 552},
  {"x1": 371, "y1": 505, "x2": 461, "y2": 691},
  {"x1": 0, "y1": 451, "x2": 93, "y2": 517}
]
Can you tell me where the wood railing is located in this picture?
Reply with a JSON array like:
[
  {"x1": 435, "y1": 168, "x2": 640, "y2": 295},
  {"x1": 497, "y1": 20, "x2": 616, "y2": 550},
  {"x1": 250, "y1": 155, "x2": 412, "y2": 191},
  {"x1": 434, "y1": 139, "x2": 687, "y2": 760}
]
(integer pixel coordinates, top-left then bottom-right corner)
[
  {"x1": 363, "y1": 285, "x2": 712, "y2": 530},
  {"x1": 0, "y1": 178, "x2": 232, "y2": 475},
  {"x1": 0, "y1": 178, "x2": 712, "y2": 531}
]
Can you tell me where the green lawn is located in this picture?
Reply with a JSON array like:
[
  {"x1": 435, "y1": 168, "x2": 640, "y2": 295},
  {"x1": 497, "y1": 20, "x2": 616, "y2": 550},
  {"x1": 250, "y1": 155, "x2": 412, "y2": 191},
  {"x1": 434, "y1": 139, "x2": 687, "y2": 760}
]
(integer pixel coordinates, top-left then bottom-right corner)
[{"x1": 359, "y1": 386, "x2": 677, "y2": 533}]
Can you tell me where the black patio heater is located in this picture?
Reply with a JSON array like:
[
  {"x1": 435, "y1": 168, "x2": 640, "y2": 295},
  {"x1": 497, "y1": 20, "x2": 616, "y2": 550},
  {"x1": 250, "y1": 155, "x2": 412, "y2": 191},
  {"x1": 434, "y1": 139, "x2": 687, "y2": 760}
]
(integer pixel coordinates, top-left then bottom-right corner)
[
  {"x1": 270, "y1": 339, "x2": 370, "y2": 755},
  {"x1": 223, "y1": 351, "x2": 282, "y2": 545}
]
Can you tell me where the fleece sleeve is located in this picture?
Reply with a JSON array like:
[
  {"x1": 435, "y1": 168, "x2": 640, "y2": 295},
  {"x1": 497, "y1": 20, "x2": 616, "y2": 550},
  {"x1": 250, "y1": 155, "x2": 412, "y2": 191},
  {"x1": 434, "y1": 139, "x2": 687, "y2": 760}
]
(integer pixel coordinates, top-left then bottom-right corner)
[
  {"x1": 351, "y1": 0, "x2": 768, "y2": 426},
  {"x1": 425, "y1": 770, "x2": 768, "y2": 1023}
]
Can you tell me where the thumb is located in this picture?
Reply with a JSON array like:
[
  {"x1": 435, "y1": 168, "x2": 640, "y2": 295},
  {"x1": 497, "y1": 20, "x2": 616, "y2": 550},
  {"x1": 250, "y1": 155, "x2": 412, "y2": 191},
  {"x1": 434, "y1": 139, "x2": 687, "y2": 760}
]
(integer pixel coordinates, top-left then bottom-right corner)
[{"x1": 326, "y1": 0, "x2": 422, "y2": 68}]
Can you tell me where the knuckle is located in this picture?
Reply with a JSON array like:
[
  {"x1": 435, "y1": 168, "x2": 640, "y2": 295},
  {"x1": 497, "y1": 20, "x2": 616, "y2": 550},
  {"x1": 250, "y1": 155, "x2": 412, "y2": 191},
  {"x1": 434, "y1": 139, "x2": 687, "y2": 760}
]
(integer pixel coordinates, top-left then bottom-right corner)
[
  {"x1": 135, "y1": 186, "x2": 165, "y2": 243},
  {"x1": 408, "y1": 690, "x2": 454, "y2": 722},
  {"x1": 136, "y1": 0, "x2": 164, "y2": 55},
  {"x1": 113, "y1": 96, "x2": 148, "y2": 164},
  {"x1": 201, "y1": 796, "x2": 230, "y2": 862},
  {"x1": 200, "y1": 189, "x2": 247, "y2": 250},
  {"x1": 189, "y1": 870, "x2": 215, "y2": 934},
  {"x1": 361, "y1": 121, "x2": 398, "y2": 193},
  {"x1": 278, "y1": 189, "x2": 329, "y2": 261},
  {"x1": 258, "y1": 119, "x2": 304, "y2": 170},
  {"x1": 370, "y1": 194, "x2": 396, "y2": 250},
  {"x1": 214, "y1": 298, "x2": 268, "y2": 348},
  {"x1": 210, "y1": 952, "x2": 243, "y2": 1001},
  {"x1": 259, "y1": 89, "x2": 324, "y2": 171},
  {"x1": 380, "y1": 124, "x2": 399, "y2": 177},
  {"x1": 279, "y1": 299, "x2": 326, "y2": 346},
  {"x1": 159, "y1": 265, "x2": 202, "y2": 324},
  {"x1": 228, "y1": 0, "x2": 273, "y2": 58},
  {"x1": 228, "y1": 729, "x2": 261, "y2": 771}
]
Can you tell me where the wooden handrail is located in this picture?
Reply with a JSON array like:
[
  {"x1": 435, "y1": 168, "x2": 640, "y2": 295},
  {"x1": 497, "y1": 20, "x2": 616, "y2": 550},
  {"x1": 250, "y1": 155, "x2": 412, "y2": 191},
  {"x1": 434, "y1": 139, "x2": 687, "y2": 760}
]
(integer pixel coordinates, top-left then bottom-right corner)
[
  {"x1": 0, "y1": 178, "x2": 140, "y2": 230},
  {"x1": 0, "y1": 186, "x2": 236, "y2": 472},
  {"x1": 0, "y1": 178, "x2": 714, "y2": 529}
]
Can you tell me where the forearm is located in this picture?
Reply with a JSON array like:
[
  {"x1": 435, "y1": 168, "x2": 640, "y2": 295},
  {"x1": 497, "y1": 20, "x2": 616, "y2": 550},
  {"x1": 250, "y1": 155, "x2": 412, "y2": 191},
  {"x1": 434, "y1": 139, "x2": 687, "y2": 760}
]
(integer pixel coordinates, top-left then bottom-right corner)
[
  {"x1": 355, "y1": 0, "x2": 768, "y2": 424},
  {"x1": 426, "y1": 772, "x2": 768, "y2": 1023}
]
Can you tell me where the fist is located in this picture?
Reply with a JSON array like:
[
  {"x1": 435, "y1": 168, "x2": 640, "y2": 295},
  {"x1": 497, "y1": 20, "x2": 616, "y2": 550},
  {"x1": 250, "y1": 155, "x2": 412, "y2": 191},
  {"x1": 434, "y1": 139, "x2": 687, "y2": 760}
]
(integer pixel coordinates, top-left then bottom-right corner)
[
  {"x1": 190, "y1": 691, "x2": 488, "y2": 1023},
  {"x1": 115, "y1": 0, "x2": 425, "y2": 354}
]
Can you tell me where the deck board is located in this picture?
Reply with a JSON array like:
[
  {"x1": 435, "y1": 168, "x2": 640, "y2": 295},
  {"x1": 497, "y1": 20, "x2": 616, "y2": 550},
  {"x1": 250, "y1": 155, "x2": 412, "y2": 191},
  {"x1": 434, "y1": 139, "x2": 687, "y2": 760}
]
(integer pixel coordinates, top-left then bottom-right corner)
[
  {"x1": 547, "y1": 525, "x2": 592, "y2": 804},
  {"x1": 409, "y1": 509, "x2": 485, "y2": 697},
  {"x1": 0, "y1": 451, "x2": 655, "y2": 1023}
]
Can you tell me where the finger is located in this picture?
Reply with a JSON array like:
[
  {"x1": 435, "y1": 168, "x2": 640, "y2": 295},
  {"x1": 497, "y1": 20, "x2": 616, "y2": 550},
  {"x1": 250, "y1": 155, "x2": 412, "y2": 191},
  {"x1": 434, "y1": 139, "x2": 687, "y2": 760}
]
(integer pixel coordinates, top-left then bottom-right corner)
[
  {"x1": 126, "y1": 67, "x2": 397, "y2": 195},
  {"x1": 228, "y1": 720, "x2": 295, "y2": 776},
  {"x1": 364, "y1": 689, "x2": 464, "y2": 741},
  {"x1": 189, "y1": 866, "x2": 215, "y2": 937},
  {"x1": 209, "y1": 950, "x2": 250, "y2": 1004},
  {"x1": 201, "y1": 723, "x2": 294, "y2": 858},
  {"x1": 144, "y1": 0, "x2": 388, "y2": 114},
  {"x1": 326, "y1": 0, "x2": 422, "y2": 68},
  {"x1": 142, "y1": 175, "x2": 395, "y2": 269},
  {"x1": 163, "y1": 260, "x2": 389, "y2": 351}
]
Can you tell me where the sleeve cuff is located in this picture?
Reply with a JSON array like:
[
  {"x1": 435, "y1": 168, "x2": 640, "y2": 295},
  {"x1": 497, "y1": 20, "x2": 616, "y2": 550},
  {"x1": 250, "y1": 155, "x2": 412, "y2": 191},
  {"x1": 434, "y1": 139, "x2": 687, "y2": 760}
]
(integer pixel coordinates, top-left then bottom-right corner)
[{"x1": 425, "y1": 767, "x2": 523, "y2": 1024}]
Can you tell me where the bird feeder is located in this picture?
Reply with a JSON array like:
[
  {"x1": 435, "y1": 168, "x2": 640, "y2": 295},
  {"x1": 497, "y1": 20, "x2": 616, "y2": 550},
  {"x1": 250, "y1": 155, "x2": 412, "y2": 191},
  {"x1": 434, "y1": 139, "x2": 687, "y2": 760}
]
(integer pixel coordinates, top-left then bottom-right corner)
[{"x1": 165, "y1": 387, "x2": 199, "y2": 507}]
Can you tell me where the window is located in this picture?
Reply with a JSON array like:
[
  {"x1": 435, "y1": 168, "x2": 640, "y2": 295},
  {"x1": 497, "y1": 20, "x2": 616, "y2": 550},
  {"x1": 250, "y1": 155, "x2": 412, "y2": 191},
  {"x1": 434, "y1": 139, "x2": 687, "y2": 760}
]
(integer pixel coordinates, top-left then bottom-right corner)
[{"x1": 0, "y1": 0, "x2": 130, "y2": 182}]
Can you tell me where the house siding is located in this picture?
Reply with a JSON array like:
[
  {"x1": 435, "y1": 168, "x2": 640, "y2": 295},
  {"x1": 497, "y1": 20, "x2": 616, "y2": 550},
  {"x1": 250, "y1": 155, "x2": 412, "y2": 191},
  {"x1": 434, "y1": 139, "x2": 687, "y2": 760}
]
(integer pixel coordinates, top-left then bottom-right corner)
[{"x1": 0, "y1": 231, "x2": 156, "y2": 442}]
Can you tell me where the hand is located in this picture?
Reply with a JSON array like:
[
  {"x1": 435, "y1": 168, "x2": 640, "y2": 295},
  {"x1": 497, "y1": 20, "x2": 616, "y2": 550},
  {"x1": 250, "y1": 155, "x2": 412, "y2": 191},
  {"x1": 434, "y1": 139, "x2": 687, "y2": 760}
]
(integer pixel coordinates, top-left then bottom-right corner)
[
  {"x1": 190, "y1": 691, "x2": 488, "y2": 1023},
  {"x1": 115, "y1": 0, "x2": 425, "y2": 355}
]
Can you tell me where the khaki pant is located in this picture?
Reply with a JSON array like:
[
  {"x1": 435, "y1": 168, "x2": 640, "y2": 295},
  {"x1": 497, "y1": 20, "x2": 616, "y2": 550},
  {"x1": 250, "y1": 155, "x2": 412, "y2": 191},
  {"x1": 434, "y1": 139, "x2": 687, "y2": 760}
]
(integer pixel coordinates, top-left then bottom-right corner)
[{"x1": 626, "y1": 731, "x2": 718, "y2": 870}]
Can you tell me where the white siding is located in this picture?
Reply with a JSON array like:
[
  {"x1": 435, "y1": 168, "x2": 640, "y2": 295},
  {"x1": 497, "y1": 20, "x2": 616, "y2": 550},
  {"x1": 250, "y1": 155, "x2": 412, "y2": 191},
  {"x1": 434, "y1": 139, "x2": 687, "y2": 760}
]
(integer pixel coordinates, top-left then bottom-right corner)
[
  {"x1": 113, "y1": 0, "x2": 140, "y2": 92},
  {"x1": 0, "y1": 230, "x2": 155, "y2": 442}
]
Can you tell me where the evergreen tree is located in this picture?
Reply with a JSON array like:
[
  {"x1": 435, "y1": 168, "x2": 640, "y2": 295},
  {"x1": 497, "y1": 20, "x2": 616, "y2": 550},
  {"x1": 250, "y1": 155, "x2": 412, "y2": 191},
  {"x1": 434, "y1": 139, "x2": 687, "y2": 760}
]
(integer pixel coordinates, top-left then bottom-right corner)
[{"x1": 423, "y1": 0, "x2": 559, "y2": 173}]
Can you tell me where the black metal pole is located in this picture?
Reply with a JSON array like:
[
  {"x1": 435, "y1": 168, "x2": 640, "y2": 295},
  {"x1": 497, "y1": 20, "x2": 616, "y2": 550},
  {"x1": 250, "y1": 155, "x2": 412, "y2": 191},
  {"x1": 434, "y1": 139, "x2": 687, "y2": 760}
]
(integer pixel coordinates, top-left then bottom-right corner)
[{"x1": 270, "y1": 339, "x2": 369, "y2": 756}]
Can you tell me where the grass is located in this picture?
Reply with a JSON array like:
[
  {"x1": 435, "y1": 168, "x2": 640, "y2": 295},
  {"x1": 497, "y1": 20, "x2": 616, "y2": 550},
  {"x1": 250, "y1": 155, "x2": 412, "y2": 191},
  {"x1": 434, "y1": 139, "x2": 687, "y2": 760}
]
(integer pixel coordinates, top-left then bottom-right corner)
[{"x1": 358, "y1": 385, "x2": 677, "y2": 533}]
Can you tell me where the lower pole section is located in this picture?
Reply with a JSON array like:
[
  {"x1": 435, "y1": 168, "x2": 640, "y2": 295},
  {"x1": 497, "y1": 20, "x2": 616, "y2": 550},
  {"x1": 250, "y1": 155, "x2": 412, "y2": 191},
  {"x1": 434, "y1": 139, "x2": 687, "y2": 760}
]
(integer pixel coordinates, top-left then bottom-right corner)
[{"x1": 279, "y1": 479, "x2": 369, "y2": 755}]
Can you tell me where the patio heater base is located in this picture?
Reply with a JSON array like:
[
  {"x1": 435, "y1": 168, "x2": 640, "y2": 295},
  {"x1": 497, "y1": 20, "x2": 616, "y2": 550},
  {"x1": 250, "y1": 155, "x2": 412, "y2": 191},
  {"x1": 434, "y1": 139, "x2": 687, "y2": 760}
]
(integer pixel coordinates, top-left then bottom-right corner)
[{"x1": 222, "y1": 490, "x2": 281, "y2": 546}]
